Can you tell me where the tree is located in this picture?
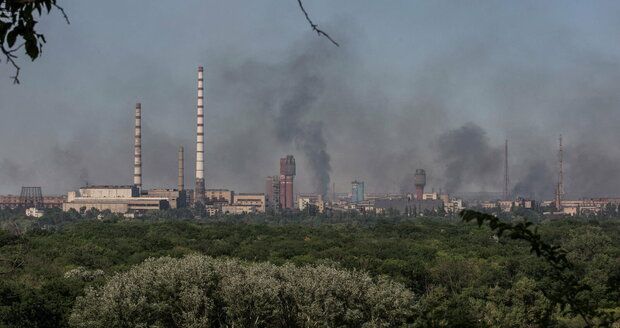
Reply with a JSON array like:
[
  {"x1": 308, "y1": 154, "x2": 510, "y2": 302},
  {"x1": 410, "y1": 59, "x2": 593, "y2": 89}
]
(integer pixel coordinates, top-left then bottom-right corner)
[
  {"x1": 460, "y1": 209, "x2": 619, "y2": 327},
  {"x1": 70, "y1": 255, "x2": 415, "y2": 327},
  {"x1": 0, "y1": 0, "x2": 68, "y2": 83}
]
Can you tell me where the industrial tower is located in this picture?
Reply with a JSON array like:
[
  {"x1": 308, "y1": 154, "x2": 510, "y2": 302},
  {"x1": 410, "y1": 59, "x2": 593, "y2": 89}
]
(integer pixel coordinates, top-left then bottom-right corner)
[
  {"x1": 504, "y1": 139, "x2": 509, "y2": 200},
  {"x1": 178, "y1": 146, "x2": 184, "y2": 191},
  {"x1": 133, "y1": 103, "x2": 142, "y2": 189},
  {"x1": 555, "y1": 135, "x2": 564, "y2": 210},
  {"x1": 279, "y1": 155, "x2": 296, "y2": 209},
  {"x1": 414, "y1": 169, "x2": 426, "y2": 200},
  {"x1": 195, "y1": 66, "x2": 206, "y2": 204}
]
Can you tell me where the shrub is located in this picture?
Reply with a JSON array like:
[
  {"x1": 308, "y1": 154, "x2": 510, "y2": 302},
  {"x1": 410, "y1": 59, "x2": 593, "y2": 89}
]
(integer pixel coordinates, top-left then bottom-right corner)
[{"x1": 69, "y1": 255, "x2": 415, "y2": 327}]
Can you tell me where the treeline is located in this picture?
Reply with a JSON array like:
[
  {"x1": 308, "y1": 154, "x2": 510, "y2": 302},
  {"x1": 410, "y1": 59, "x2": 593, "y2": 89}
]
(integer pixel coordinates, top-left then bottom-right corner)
[{"x1": 0, "y1": 210, "x2": 619, "y2": 327}]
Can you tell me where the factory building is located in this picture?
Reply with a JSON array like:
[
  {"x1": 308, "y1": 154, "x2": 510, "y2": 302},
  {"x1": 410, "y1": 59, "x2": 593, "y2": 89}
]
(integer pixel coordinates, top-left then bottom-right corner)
[
  {"x1": 265, "y1": 176, "x2": 280, "y2": 209},
  {"x1": 234, "y1": 193, "x2": 266, "y2": 213},
  {"x1": 351, "y1": 181, "x2": 365, "y2": 203},
  {"x1": 0, "y1": 195, "x2": 65, "y2": 210},
  {"x1": 206, "y1": 189, "x2": 234, "y2": 205},
  {"x1": 221, "y1": 204, "x2": 257, "y2": 215},
  {"x1": 62, "y1": 185, "x2": 169, "y2": 214},
  {"x1": 279, "y1": 155, "x2": 296, "y2": 210},
  {"x1": 374, "y1": 198, "x2": 443, "y2": 216},
  {"x1": 298, "y1": 194, "x2": 324, "y2": 213},
  {"x1": 143, "y1": 189, "x2": 186, "y2": 209}
]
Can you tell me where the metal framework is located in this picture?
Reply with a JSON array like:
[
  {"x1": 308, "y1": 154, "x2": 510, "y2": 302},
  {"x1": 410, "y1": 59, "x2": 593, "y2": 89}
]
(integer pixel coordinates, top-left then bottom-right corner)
[{"x1": 19, "y1": 186, "x2": 43, "y2": 208}]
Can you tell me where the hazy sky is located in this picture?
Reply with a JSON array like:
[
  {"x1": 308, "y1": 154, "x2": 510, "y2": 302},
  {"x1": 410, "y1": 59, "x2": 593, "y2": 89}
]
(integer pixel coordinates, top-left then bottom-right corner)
[{"x1": 2, "y1": 1, "x2": 620, "y2": 199}]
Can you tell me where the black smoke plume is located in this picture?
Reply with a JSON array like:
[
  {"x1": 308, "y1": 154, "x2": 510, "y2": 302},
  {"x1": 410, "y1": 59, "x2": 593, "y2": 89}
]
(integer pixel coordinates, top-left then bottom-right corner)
[{"x1": 436, "y1": 123, "x2": 502, "y2": 193}]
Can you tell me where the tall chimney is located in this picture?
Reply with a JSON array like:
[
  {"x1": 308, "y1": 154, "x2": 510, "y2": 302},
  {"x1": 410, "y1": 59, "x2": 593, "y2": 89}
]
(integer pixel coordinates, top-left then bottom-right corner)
[
  {"x1": 133, "y1": 103, "x2": 142, "y2": 188},
  {"x1": 178, "y1": 146, "x2": 184, "y2": 191},
  {"x1": 194, "y1": 66, "x2": 206, "y2": 204},
  {"x1": 504, "y1": 139, "x2": 509, "y2": 200}
]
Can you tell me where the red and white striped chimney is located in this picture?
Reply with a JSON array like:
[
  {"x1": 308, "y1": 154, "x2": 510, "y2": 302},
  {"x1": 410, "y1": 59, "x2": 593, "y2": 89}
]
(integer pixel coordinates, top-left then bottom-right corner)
[
  {"x1": 133, "y1": 103, "x2": 142, "y2": 188},
  {"x1": 194, "y1": 66, "x2": 206, "y2": 203}
]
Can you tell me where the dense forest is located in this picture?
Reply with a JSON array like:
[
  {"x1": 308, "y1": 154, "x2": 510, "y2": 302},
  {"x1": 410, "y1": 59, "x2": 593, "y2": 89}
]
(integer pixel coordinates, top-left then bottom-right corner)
[{"x1": 0, "y1": 209, "x2": 619, "y2": 327}]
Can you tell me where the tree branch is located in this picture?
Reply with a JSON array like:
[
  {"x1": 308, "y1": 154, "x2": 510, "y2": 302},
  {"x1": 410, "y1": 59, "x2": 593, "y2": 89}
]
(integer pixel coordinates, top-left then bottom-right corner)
[{"x1": 296, "y1": 0, "x2": 339, "y2": 47}]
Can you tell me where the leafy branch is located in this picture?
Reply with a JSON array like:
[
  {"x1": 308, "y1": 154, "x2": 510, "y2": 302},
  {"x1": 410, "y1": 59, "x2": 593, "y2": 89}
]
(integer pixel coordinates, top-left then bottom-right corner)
[
  {"x1": 460, "y1": 209, "x2": 618, "y2": 327},
  {"x1": 1, "y1": 0, "x2": 69, "y2": 83}
]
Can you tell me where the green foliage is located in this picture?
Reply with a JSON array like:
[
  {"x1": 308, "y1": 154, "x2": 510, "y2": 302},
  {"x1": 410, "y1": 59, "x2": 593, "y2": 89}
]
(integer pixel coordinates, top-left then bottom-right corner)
[
  {"x1": 69, "y1": 255, "x2": 415, "y2": 327},
  {"x1": 0, "y1": 212, "x2": 619, "y2": 327},
  {"x1": 460, "y1": 209, "x2": 620, "y2": 327}
]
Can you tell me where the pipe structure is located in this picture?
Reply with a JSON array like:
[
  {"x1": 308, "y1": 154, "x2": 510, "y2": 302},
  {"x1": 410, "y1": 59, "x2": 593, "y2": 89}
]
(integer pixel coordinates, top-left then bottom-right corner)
[{"x1": 133, "y1": 103, "x2": 142, "y2": 188}]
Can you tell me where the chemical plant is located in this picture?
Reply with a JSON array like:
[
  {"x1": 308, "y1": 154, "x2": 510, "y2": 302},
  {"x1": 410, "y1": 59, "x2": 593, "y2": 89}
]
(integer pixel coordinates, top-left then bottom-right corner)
[{"x1": 1, "y1": 67, "x2": 619, "y2": 218}]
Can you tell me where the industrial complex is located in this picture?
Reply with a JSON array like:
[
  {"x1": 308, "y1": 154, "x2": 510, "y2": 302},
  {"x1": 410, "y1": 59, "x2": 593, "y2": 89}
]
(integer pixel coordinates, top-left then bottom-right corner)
[{"x1": 1, "y1": 67, "x2": 619, "y2": 219}]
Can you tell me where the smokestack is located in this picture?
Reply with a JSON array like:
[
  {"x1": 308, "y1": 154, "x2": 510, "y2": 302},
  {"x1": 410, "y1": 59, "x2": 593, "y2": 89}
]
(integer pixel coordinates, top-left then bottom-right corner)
[
  {"x1": 555, "y1": 134, "x2": 564, "y2": 210},
  {"x1": 195, "y1": 66, "x2": 206, "y2": 204},
  {"x1": 414, "y1": 169, "x2": 426, "y2": 200},
  {"x1": 133, "y1": 103, "x2": 142, "y2": 188},
  {"x1": 279, "y1": 155, "x2": 296, "y2": 209},
  {"x1": 504, "y1": 139, "x2": 509, "y2": 200},
  {"x1": 178, "y1": 146, "x2": 184, "y2": 191}
]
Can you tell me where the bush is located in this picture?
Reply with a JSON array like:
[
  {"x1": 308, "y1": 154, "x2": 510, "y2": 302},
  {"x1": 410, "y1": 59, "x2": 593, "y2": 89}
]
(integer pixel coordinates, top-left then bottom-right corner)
[{"x1": 69, "y1": 255, "x2": 415, "y2": 327}]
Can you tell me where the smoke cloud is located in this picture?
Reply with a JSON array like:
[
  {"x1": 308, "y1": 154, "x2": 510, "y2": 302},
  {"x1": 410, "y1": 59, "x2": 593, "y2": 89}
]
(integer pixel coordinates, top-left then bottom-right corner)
[
  {"x1": 436, "y1": 123, "x2": 502, "y2": 194},
  {"x1": 2, "y1": 1, "x2": 620, "y2": 200}
]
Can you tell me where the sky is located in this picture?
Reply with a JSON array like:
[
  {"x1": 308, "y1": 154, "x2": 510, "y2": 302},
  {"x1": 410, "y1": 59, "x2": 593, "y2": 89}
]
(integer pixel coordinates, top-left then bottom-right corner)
[{"x1": 2, "y1": 0, "x2": 620, "y2": 199}]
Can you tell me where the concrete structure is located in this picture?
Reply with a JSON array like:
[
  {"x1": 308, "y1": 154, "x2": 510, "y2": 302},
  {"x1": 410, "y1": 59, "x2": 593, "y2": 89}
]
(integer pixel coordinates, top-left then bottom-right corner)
[
  {"x1": 25, "y1": 207, "x2": 44, "y2": 218},
  {"x1": 265, "y1": 176, "x2": 280, "y2": 209},
  {"x1": 298, "y1": 194, "x2": 324, "y2": 213},
  {"x1": 0, "y1": 195, "x2": 65, "y2": 209},
  {"x1": 63, "y1": 197, "x2": 168, "y2": 213},
  {"x1": 144, "y1": 189, "x2": 186, "y2": 209},
  {"x1": 206, "y1": 189, "x2": 234, "y2": 205},
  {"x1": 279, "y1": 155, "x2": 296, "y2": 210},
  {"x1": 206, "y1": 205, "x2": 220, "y2": 216},
  {"x1": 234, "y1": 193, "x2": 266, "y2": 213},
  {"x1": 375, "y1": 197, "x2": 443, "y2": 216},
  {"x1": 422, "y1": 192, "x2": 438, "y2": 200},
  {"x1": 62, "y1": 185, "x2": 168, "y2": 214},
  {"x1": 178, "y1": 146, "x2": 184, "y2": 191},
  {"x1": 351, "y1": 181, "x2": 364, "y2": 203},
  {"x1": 414, "y1": 169, "x2": 426, "y2": 201},
  {"x1": 194, "y1": 66, "x2": 206, "y2": 204},
  {"x1": 444, "y1": 199, "x2": 464, "y2": 214},
  {"x1": 77, "y1": 185, "x2": 139, "y2": 198},
  {"x1": 221, "y1": 204, "x2": 257, "y2": 215},
  {"x1": 134, "y1": 103, "x2": 142, "y2": 189}
]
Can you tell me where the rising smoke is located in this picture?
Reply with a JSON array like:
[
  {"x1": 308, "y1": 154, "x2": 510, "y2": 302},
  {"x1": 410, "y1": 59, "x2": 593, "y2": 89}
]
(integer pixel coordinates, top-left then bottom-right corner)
[
  {"x1": 2, "y1": 2, "x2": 620, "y2": 199},
  {"x1": 436, "y1": 123, "x2": 502, "y2": 194}
]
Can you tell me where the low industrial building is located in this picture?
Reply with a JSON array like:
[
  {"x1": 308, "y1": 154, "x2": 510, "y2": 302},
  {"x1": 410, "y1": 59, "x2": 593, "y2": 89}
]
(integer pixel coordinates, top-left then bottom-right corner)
[
  {"x1": 0, "y1": 195, "x2": 66, "y2": 210},
  {"x1": 143, "y1": 189, "x2": 186, "y2": 209},
  {"x1": 234, "y1": 193, "x2": 266, "y2": 213},
  {"x1": 62, "y1": 186, "x2": 169, "y2": 214},
  {"x1": 374, "y1": 198, "x2": 444, "y2": 216},
  {"x1": 221, "y1": 204, "x2": 257, "y2": 215},
  {"x1": 298, "y1": 194, "x2": 325, "y2": 213},
  {"x1": 206, "y1": 189, "x2": 234, "y2": 205}
]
